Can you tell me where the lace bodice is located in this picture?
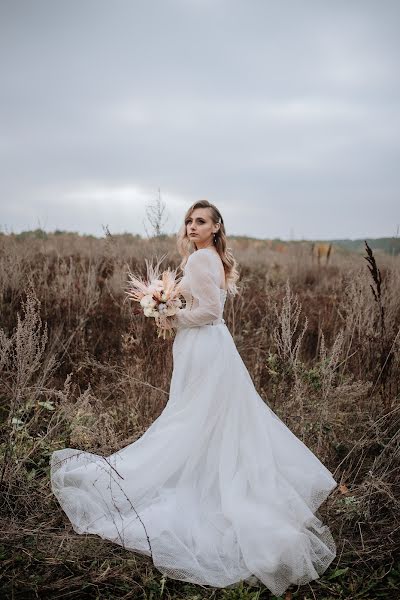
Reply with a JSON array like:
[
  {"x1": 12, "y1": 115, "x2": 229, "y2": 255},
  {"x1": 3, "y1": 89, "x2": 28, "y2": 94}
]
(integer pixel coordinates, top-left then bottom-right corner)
[{"x1": 172, "y1": 248, "x2": 227, "y2": 329}]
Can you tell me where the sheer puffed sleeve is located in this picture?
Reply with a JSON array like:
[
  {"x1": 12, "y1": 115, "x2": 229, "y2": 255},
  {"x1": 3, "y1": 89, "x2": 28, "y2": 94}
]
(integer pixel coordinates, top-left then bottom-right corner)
[{"x1": 171, "y1": 250, "x2": 221, "y2": 329}]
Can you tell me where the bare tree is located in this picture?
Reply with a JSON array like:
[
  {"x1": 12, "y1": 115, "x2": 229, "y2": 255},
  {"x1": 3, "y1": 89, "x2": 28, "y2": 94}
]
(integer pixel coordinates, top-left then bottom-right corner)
[{"x1": 143, "y1": 188, "x2": 169, "y2": 238}]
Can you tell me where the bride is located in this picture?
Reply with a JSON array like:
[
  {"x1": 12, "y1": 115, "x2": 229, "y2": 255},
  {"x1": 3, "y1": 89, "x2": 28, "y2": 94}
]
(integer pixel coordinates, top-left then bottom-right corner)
[{"x1": 50, "y1": 200, "x2": 338, "y2": 596}]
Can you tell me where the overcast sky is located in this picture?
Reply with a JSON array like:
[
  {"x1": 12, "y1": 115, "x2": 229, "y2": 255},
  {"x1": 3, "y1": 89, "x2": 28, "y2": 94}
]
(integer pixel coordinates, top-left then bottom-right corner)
[{"x1": 1, "y1": 0, "x2": 399, "y2": 240}]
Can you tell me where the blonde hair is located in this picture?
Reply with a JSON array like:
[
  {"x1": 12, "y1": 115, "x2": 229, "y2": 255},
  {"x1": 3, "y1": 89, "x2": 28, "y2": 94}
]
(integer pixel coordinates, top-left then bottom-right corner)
[{"x1": 176, "y1": 199, "x2": 240, "y2": 296}]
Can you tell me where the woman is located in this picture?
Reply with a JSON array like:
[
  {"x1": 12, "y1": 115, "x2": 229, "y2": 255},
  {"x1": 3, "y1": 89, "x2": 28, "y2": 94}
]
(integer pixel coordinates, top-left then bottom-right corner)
[{"x1": 50, "y1": 200, "x2": 337, "y2": 596}]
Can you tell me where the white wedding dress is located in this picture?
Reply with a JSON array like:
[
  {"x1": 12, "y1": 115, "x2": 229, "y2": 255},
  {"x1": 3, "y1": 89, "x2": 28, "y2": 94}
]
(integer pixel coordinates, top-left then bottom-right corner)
[{"x1": 50, "y1": 248, "x2": 337, "y2": 596}]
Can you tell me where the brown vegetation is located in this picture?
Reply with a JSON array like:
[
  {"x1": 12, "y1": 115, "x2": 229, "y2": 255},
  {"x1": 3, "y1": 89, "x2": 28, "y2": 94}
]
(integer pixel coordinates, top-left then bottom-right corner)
[{"x1": 0, "y1": 232, "x2": 399, "y2": 599}]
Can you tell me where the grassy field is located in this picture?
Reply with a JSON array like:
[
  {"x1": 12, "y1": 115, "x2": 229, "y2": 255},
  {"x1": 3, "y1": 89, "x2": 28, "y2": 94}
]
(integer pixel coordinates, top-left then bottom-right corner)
[{"x1": 0, "y1": 231, "x2": 399, "y2": 599}]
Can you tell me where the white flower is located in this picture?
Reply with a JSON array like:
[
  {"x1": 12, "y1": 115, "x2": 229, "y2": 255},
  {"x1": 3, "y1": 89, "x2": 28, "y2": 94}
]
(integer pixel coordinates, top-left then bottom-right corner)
[
  {"x1": 140, "y1": 294, "x2": 156, "y2": 308},
  {"x1": 144, "y1": 306, "x2": 158, "y2": 317},
  {"x1": 148, "y1": 279, "x2": 163, "y2": 293}
]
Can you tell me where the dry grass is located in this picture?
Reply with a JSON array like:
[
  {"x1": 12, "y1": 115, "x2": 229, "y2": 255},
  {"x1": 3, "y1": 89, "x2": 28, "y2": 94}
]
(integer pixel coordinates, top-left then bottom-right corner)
[{"x1": 0, "y1": 231, "x2": 399, "y2": 599}]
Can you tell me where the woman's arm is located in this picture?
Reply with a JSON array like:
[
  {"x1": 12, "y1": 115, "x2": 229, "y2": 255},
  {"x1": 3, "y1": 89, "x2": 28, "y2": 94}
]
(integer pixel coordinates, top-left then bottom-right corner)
[{"x1": 170, "y1": 250, "x2": 221, "y2": 328}]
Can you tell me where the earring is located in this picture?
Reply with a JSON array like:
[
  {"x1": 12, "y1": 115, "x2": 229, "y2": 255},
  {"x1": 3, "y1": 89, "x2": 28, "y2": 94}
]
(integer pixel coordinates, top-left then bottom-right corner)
[{"x1": 213, "y1": 232, "x2": 217, "y2": 244}]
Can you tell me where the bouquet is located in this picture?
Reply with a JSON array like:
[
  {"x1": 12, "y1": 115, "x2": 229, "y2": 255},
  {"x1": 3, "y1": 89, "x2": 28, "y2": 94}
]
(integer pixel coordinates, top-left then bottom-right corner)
[{"x1": 125, "y1": 254, "x2": 183, "y2": 339}]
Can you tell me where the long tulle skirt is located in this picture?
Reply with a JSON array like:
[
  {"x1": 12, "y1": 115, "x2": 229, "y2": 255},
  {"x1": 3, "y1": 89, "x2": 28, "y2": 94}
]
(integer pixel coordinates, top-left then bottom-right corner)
[{"x1": 50, "y1": 322, "x2": 337, "y2": 596}]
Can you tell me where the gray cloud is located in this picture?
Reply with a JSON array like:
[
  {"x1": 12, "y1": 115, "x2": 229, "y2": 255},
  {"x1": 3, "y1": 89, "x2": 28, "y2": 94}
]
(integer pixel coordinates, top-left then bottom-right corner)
[{"x1": 0, "y1": 0, "x2": 399, "y2": 239}]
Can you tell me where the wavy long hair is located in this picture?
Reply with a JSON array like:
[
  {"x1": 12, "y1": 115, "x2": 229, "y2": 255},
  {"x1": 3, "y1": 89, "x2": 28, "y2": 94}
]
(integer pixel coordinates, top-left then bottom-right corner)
[{"x1": 176, "y1": 200, "x2": 240, "y2": 296}]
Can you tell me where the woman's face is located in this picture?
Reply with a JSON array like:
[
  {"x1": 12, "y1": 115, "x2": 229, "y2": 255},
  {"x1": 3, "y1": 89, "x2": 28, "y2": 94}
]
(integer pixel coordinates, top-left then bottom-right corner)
[{"x1": 185, "y1": 208, "x2": 219, "y2": 249}]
